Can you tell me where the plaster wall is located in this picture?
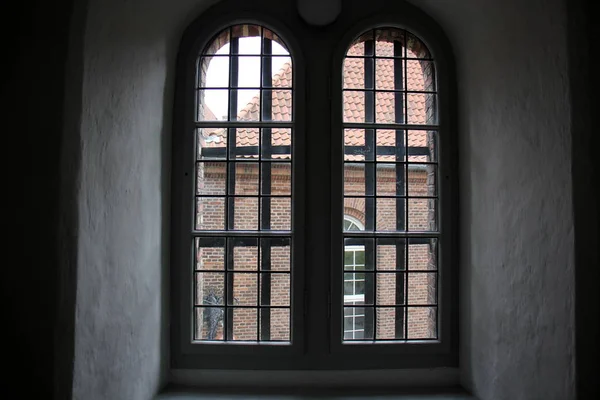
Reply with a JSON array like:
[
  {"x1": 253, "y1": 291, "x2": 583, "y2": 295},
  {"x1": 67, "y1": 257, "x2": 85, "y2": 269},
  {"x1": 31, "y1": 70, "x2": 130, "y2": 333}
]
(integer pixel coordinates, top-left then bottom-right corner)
[
  {"x1": 71, "y1": 0, "x2": 218, "y2": 399},
  {"x1": 409, "y1": 1, "x2": 576, "y2": 399}
]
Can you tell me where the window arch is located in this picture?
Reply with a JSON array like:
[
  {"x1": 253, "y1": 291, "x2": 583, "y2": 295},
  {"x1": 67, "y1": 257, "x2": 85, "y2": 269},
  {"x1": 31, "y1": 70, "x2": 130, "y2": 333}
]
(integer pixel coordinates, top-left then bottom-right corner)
[{"x1": 343, "y1": 215, "x2": 364, "y2": 231}]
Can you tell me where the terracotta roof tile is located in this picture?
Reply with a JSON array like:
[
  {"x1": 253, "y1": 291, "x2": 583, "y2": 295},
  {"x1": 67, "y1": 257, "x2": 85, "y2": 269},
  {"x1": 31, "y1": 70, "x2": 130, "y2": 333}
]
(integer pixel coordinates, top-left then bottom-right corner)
[{"x1": 202, "y1": 42, "x2": 435, "y2": 158}]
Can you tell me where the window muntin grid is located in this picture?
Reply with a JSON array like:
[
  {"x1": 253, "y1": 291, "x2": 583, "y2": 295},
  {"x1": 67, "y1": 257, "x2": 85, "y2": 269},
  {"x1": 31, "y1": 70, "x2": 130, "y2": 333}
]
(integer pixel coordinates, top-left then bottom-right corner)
[
  {"x1": 193, "y1": 24, "x2": 294, "y2": 343},
  {"x1": 341, "y1": 28, "x2": 439, "y2": 342},
  {"x1": 344, "y1": 242, "x2": 366, "y2": 340}
]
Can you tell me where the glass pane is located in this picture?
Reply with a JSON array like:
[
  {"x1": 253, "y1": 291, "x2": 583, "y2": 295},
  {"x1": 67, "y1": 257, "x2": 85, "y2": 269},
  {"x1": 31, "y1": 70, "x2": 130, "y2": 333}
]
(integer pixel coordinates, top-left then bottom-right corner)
[
  {"x1": 406, "y1": 60, "x2": 436, "y2": 92},
  {"x1": 261, "y1": 163, "x2": 291, "y2": 196},
  {"x1": 202, "y1": 28, "x2": 230, "y2": 56},
  {"x1": 263, "y1": 128, "x2": 291, "y2": 160},
  {"x1": 376, "y1": 163, "x2": 405, "y2": 196},
  {"x1": 260, "y1": 273, "x2": 290, "y2": 306},
  {"x1": 406, "y1": 32, "x2": 432, "y2": 59},
  {"x1": 344, "y1": 272, "x2": 364, "y2": 295},
  {"x1": 235, "y1": 56, "x2": 261, "y2": 87},
  {"x1": 230, "y1": 273, "x2": 258, "y2": 306},
  {"x1": 345, "y1": 129, "x2": 374, "y2": 161},
  {"x1": 266, "y1": 31, "x2": 290, "y2": 56},
  {"x1": 194, "y1": 307, "x2": 224, "y2": 341},
  {"x1": 230, "y1": 237, "x2": 258, "y2": 271},
  {"x1": 263, "y1": 89, "x2": 292, "y2": 121},
  {"x1": 260, "y1": 308, "x2": 290, "y2": 341},
  {"x1": 344, "y1": 163, "x2": 374, "y2": 196},
  {"x1": 343, "y1": 58, "x2": 365, "y2": 89},
  {"x1": 261, "y1": 197, "x2": 291, "y2": 231},
  {"x1": 198, "y1": 56, "x2": 229, "y2": 88},
  {"x1": 376, "y1": 273, "x2": 405, "y2": 305},
  {"x1": 407, "y1": 272, "x2": 437, "y2": 305},
  {"x1": 376, "y1": 91, "x2": 404, "y2": 124},
  {"x1": 408, "y1": 130, "x2": 437, "y2": 162},
  {"x1": 376, "y1": 58, "x2": 402, "y2": 90},
  {"x1": 197, "y1": 128, "x2": 227, "y2": 160},
  {"x1": 408, "y1": 164, "x2": 436, "y2": 197},
  {"x1": 344, "y1": 217, "x2": 363, "y2": 231},
  {"x1": 195, "y1": 197, "x2": 225, "y2": 230},
  {"x1": 230, "y1": 127, "x2": 259, "y2": 159},
  {"x1": 231, "y1": 25, "x2": 262, "y2": 54},
  {"x1": 407, "y1": 93, "x2": 437, "y2": 125},
  {"x1": 197, "y1": 89, "x2": 228, "y2": 121},
  {"x1": 375, "y1": 28, "x2": 404, "y2": 57},
  {"x1": 344, "y1": 273, "x2": 372, "y2": 305},
  {"x1": 408, "y1": 237, "x2": 437, "y2": 271},
  {"x1": 363, "y1": 57, "x2": 374, "y2": 90},
  {"x1": 232, "y1": 89, "x2": 260, "y2": 121},
  {"x1": 233, "y1": 162, "x2": 259, "y2": 195},
  {"x1": 343, "y1": 91, "x2": 366, "y2": 123},
  {"x1": 231, "y1": 197, "x2": 259, "y2": 230},
  {"x1": 344, "y1": 197, "x2": 373, "y2": 231},
  {"x1": 195, "y1": 272, "x2": 224, "y2": 306},
  {"x1": 195, "y1": 237, "x2": 225, "y2": 271},
  {"x1": 408, "y1": 198, "x2": 437, "y2": 231},
  {"x1": 270, "y1": 56, "x2": 292, "y2": 87},
  {"x1": 196, "y1": 162, "x2": 226, "y2": 195},
  {"x1": 376, "y1": 307, "x2": 404, "y2": 339},
  {"x1": 407, "y1": 307, "x2": 437, "y2": 339},
  {"x1": 376, "y1": 129, "x2": 404, "y2": 161},
  {"x1": 344, "y1": 237, "x2": 374, "y2": 270},
  {"x1": 376, "y1": 238, "x2": 407, "y2": 271},
  {"x1": 376, "y1": 197, "x2": 405, "y2": 231},
  {"x1": 231, "y1": 308, "x2": 258, "y2": 341},
  {"x1": 261, "y1": 238, "x2": 291, "y2": 271},
  {"x1": 343, "y1": 307, "x2": 373, "y2": 340},
  {"x1": 347, "y1": 30, "x2": 374, "y2": 57}
]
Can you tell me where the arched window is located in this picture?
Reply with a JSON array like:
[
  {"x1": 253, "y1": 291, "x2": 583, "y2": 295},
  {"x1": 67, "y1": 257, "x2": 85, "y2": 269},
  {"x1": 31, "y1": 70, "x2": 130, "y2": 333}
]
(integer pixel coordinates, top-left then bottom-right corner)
[
  {"x1": 338, "y1": 28, "x2": 440, "y2": 344},
  {"x1": 193, "y1": 24, "x2": 295, "y2": 344},
  {"x1": 172, "y1": 1, "x2": 457, "y2": 371},
  {"x1": 171, "y1": 19, "x2": 305, "y2": 367}
]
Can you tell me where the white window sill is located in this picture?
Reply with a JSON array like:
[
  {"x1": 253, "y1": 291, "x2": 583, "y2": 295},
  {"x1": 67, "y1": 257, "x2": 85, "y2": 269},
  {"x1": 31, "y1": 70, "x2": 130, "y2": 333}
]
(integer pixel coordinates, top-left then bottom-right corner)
[
  {"x1": 156, "y1": 387, "x2": 476, "y2": 400},
  {"x1": 159, "y1": 369, "x2": 474, "y2": 399}
]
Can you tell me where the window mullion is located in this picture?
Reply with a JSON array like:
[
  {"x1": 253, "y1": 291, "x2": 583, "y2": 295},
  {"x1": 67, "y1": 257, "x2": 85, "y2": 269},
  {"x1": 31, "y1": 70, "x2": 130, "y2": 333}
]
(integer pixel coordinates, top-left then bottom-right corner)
[{"x1": 304, "y1": 38, "x2": 334, "y2": 356}]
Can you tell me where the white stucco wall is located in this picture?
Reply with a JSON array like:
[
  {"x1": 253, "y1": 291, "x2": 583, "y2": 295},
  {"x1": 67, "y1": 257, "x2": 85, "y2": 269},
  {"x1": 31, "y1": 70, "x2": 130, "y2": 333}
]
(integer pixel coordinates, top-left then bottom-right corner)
[
  {"x1": 72, "y1": 0, "x2": 575, "y2": 399},
  {"x1": 73, "y1": 1, "x2": 217, "y2": 399},
  {"x1": 410, "y1": 1, "x2": 575, "y2": 399}
]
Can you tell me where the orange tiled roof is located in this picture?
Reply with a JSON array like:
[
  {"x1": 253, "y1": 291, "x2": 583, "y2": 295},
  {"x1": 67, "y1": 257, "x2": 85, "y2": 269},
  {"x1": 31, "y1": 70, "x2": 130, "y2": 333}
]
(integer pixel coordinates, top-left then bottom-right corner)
[{"x1": 202, "y1": 41, "x2": 433, "y2": 154}]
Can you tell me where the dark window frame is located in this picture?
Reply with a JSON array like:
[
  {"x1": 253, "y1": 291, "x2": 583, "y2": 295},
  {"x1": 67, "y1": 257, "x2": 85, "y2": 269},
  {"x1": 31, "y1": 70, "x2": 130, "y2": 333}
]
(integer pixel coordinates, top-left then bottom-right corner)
[{"x1": 171, "y1": 0, "x2": 458, "y2": 370}]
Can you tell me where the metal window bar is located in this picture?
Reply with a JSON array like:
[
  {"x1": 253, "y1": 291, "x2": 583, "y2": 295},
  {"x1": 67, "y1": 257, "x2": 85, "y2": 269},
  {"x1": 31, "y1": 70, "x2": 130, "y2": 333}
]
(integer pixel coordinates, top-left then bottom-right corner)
[
  {"x1": 402, "y1": 38, "x2": 410, "y2": 341},
  {"x1": 393, "y1": 39, "x2": 407, "y2": 340},
  {"x1": 259, "y1": 36, "x2": 273, "y2": 340}
]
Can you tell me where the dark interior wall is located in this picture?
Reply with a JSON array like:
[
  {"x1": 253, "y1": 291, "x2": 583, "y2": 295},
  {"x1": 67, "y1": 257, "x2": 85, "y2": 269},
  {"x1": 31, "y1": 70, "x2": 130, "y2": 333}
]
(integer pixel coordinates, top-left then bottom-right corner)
[
  {"x1": 0, "y1": 0, "x2": 73, "y2": 398},
  {"x1": 569, "y1": 0, "x2": 599, "y2": 398}
]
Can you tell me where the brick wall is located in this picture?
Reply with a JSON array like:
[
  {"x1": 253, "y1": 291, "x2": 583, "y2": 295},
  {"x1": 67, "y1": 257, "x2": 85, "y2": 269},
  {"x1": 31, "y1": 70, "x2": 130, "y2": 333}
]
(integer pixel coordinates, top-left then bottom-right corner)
[{"x1": 196, "y1": 162, "x2": 437, "y2": 340}]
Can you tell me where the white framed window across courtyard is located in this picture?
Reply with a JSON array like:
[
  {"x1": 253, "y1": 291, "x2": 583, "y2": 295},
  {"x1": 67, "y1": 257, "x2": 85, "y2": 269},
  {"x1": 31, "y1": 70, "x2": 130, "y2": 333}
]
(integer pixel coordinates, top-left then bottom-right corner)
[{"x1": 171, "y1": 0, "x2": 458, "y2": 370}]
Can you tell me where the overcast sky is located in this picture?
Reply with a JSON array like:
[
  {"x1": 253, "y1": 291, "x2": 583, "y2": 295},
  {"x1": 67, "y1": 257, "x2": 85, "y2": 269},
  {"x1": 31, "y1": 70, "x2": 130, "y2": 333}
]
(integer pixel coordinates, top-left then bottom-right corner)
[{"x1": 205, "y1": 37, "x2": 290, "y2": 119}]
